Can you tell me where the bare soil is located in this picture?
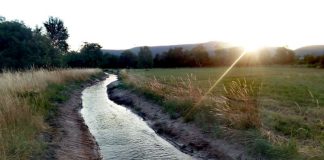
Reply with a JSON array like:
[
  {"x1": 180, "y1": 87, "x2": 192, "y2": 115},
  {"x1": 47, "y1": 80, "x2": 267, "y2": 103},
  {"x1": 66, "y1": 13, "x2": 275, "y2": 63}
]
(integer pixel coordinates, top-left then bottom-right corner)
[{"x1": 107, "y1": 81, "x2": 251, "y2": 160}]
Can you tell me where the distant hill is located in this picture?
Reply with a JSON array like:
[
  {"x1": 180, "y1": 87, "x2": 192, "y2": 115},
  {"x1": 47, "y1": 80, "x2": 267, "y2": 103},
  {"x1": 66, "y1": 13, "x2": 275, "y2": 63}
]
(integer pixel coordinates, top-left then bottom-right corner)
[
  {"x1": 102, "y1": 41, "x2": 232, "y2": 56},
  {"x1": 294, "y1": 45, "x2": 324, "y2": 57},
  {"x1": 104, "y1": 42, "x2": 324, "y2": 58}
]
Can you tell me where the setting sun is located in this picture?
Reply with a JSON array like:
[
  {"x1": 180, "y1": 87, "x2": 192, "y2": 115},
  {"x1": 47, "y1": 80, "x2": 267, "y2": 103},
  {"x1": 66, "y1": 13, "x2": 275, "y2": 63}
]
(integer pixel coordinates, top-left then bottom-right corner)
[{"x1": 240, "y1": 42, "x2": 264, "y2": 53}]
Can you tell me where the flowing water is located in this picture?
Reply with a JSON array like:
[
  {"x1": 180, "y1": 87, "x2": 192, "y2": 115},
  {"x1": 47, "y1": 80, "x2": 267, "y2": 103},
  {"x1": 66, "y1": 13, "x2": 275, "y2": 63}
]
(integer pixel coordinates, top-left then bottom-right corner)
[{"x1": 81, "y1": 74, "x2": 192, "y2": 160}]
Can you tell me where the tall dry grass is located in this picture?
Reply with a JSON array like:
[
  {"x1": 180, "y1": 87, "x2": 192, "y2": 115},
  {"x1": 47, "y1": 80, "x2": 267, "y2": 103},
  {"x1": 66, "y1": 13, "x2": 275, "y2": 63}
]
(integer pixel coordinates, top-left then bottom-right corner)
[
  {"x1": 0, "y1": 68, "x2": 101, "y2": 159},
  {"x1": 121, "y1": 70, "x2": 203, "y2": 100},
  {"x1": 121, "y1": 70, "x2": 261, "y2": 129},
  {"x1": 217, "y1": 79, "x2": 261, "y2": 129}
]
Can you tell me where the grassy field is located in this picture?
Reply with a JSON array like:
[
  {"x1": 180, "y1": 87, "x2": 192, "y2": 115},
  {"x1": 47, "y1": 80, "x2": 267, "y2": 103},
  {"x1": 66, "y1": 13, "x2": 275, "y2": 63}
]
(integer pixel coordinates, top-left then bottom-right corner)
[
  {"x1": 120, "y1": 66, "x2": 324, "y2": 159},
  {"x1": 0, "y1": 69, "x2": 102, "y2": 159}
]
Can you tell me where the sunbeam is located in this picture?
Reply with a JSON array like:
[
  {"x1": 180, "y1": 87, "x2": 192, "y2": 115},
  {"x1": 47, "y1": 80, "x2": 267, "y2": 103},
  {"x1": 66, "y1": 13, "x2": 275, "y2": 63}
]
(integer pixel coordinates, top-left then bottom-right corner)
[{"x1": 184, "y1": 50, "x2": 247, "y2": 118}]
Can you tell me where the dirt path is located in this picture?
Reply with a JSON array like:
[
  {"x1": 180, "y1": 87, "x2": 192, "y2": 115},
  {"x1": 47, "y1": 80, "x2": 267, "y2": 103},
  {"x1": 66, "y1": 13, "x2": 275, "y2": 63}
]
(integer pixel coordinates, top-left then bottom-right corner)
[
  {"x1": 42, "y1": 75, "x2": 107, "y2": 160},
  {"x1": 107, "y1": 81, "x2": 251, "y2": 160}
]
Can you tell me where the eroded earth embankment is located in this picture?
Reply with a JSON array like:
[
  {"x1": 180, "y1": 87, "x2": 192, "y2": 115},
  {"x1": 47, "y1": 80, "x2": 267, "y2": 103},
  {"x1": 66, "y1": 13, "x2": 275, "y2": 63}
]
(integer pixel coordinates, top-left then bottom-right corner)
[
  {"x1": 107, "y1": 81, "x2": 251, "y2": 160},
  {"x1": 42, "y1": 75, "x2": 107, "y2": 160}
]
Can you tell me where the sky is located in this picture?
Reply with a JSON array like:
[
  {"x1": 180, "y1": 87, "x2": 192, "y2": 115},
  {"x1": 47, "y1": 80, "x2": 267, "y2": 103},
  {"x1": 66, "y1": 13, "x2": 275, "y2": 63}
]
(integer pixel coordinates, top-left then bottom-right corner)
[{"x1": 1, "y1": 0, "x2": 324, "y2": 50}]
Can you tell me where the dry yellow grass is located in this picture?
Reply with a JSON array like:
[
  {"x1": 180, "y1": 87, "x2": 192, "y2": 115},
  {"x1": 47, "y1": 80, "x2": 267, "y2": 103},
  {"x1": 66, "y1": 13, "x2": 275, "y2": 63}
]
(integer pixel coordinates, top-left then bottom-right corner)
[
  {"x1": 220, "y1": 79, "x2": 261, "y2": 129},
  {"x1": 0, "y1": 68, "x2": 101, "y2": 159},
  {"x1": 121, "y1": 70, "x2": 204, "y2": 101},
  {"x1": 121, "y1": 70, "x2": 261, "y2": 128}
]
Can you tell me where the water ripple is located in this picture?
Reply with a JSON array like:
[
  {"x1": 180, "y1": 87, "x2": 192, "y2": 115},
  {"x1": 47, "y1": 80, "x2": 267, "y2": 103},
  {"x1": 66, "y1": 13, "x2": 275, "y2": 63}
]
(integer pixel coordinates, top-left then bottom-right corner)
[{"x1": 81, "y1": 74, "x2": 192, "y2": 160}]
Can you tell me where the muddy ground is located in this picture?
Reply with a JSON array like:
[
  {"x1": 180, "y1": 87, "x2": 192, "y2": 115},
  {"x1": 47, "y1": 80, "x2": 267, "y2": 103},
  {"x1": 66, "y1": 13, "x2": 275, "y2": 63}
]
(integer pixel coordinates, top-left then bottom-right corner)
[{"x1": 107, "y1": 81, "x2": 251, "y2": 160}]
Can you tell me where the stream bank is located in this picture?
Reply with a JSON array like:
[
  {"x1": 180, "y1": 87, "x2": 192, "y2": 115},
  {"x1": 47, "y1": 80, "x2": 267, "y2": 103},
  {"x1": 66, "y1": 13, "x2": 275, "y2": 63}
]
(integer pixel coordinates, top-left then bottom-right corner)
[
  {"x1": 41, "y1": 74, "x2": 107, "y2": 160},
  {"x1": 81, "y1": 74, "x2": 191, "y2": 160},
  {"x1": 107, "y1": 80, "x2": 250, "y2": 160}
]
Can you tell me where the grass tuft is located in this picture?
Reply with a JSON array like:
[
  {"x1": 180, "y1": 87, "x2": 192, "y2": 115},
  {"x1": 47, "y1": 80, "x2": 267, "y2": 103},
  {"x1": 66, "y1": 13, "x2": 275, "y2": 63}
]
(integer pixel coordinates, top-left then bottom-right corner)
[
  {"x1": 219, "y1": 79, "x2": 261, "y2": 129},
  {"x1": 249, "y1": 137, "x2": 298, "y2": 160}
]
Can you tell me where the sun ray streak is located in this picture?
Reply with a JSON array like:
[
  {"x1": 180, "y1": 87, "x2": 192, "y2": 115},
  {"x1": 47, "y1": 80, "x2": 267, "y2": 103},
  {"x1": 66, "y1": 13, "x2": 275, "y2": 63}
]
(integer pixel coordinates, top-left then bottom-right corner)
[{"x1": 185, "y1": 50, "x2": 247, "y2": 117}]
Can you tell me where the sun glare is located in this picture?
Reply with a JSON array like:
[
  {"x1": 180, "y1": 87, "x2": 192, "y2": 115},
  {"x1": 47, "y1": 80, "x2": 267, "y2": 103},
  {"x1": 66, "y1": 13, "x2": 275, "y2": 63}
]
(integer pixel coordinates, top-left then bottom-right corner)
[
  {"x1": 241, "y1": 42, "x2": 263, "y2": 53},
  {"x1": 244, "y1": 45, "x2": 260, "y2": 53},
  {"x1": 185, "y1": 49, "x2": 247, "y2": 118}
]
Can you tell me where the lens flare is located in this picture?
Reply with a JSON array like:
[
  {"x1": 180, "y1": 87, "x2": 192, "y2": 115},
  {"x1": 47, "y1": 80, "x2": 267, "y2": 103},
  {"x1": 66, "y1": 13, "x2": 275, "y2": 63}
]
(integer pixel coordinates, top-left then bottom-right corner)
[{"x1": 185, "y1": 50, "x2": 247, "y2": 117}]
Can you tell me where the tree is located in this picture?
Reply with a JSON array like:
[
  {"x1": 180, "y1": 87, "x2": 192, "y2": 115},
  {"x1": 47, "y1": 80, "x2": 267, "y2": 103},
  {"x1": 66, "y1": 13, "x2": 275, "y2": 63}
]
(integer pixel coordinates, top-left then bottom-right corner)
[
  {"x1": 44, "y1": 17, "x2": 69, "y2": 52},
  {"x1": 0, "y1": 21, "x2": 32, "y2": 69},
  {"x1": 119, "y1": 50, "x2": 137, "y2": 68},
  {"x1": 63, "y1": 51, "x2": 85, "y2": 67},
  {"x1": 157, "y1": 47, "x2": 189, "y2": 68},
  {"x1": 153, "y1": 54, "x2": 162, "y2": 67},
  {"x1": 0, "y1": 20, "x2": 61, "y2": 69},
  {"x1": 213, "y1": 48, "x2": 228, "y2": 66},
  {"x1": 29, "y1": 27, "x2": 62, "y2": 67},
  {"x1": 138, "y1": 46, "x2": 153, "y2": 68},
  {"x1": 273, "y1": 47, "x2": 295, "y2": 64},
  {"x1": 190, "y1": 45, "x2": 211, "y2": 67},
  {"x1": 320, "y1": 56, "x2": 324, "y2": 68},
  {"x1": 303, "y1": 55, "x2": 318, "y2": 65},
  {"x1": 0, "y1": 16, "x2": 5, "y2": 22},
  {"x1": 101, "y1": 53, "x2": 119, "y2": 68},
  {"x1": 80, "y1": 42, "x2": 103, "y2": 67},
  {"x1": 258, "y1": 48, "x2": 273, "y2": 65}
]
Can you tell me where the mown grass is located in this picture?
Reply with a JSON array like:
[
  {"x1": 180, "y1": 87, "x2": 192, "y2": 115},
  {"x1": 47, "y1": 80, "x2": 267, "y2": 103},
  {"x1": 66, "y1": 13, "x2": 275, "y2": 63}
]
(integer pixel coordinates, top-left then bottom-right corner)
[
  {"x1": 119, "y1": 66, "x2": 324, "y2": 159},
  {"x1": 0, "y1": 69, "x2": 102, "y2": 160}
]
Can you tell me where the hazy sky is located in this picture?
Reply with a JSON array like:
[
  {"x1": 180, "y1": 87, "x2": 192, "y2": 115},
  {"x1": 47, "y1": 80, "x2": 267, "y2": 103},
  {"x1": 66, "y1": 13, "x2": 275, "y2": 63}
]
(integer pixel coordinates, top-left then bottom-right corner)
[{"x1": 1, "y1": 0, "x2": 324, "y2": 50}]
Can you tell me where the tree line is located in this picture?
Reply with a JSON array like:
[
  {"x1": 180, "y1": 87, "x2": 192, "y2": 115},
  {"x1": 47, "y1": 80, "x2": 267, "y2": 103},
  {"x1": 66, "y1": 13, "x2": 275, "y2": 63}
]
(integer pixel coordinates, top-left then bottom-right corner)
[
  {"x1": 1, "y1": 16, "x2": 323, "y2": 70},
  {"x1": 86, "y1": 45, "x2": 299, "y2": 68},
  {"x1": 67, "y1": 43, "x2": 323, "y2": 69},
  {"x1": 299, "y1": 54, "x2": 324, "y2": 68},
  {"x1": 0, "y1": 17, "x2": 61, "y2": 69}
]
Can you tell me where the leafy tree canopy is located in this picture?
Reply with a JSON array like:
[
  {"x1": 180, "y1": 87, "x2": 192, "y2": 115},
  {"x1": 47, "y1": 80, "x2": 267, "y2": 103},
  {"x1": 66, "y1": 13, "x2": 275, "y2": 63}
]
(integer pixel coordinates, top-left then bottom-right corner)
[
  {"x1": 80, "y1": 42, "x2": 103, "y2": 67},
  {"x1": 0, "y1": 20, "x2": 60, "y2": 69},
  {"x1": 190, "y1": 45, "x2": 211, "y2": 67},
  {"x1": 44, "y1": 16, "x2": 69, "y2": 52},
  {"x1": 138, "y1": 46, "x2": 153, "y2": 68},
  {"x1": 119, "y1": 50, "x2": 137, "y2": 68}
]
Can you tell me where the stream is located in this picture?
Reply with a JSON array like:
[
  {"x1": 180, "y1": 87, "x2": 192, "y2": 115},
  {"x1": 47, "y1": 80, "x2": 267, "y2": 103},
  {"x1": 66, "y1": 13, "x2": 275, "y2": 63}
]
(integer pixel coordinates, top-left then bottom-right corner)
[{"x1": 81, "y1": 74, "x2": 192, "y2": 160}]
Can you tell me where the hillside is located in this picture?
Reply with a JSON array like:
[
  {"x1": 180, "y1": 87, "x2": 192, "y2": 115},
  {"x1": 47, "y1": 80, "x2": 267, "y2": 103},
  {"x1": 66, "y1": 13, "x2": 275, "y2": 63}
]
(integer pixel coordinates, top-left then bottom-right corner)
[
  {"x1": 294, "y1": 45, "x2": 324, "y2": 57},
  {"x1": 103, "y1": 43, "x2": 324, "y2": 58},
  {"x1": 102, "y1": 41, "x2": 232, "y2": 56}
]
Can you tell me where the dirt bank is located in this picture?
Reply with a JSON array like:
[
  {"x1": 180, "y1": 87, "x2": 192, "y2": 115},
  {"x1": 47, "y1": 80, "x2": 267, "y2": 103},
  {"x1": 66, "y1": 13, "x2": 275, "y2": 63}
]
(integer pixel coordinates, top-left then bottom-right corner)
[
  {"x1": 107, "y1": 81, "x2": 251, "y2": 160},
  {"x1": 42, "y1": 74, "x2": 108, "y2": 160}
]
